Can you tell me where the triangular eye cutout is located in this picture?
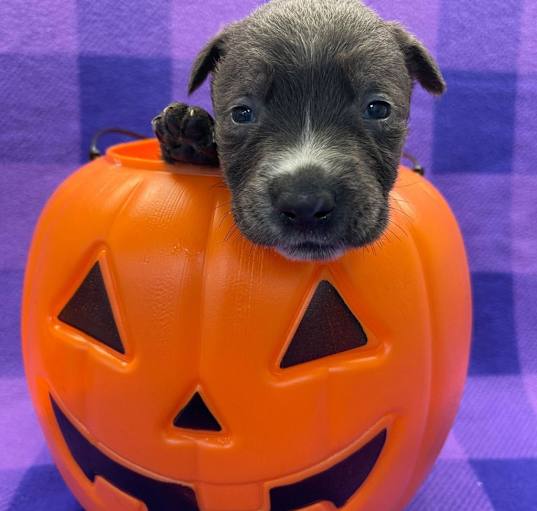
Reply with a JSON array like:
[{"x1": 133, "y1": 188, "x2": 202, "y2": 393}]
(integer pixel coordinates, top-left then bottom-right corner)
[
  {"x1": 173, "y1": 392, "x2": 222, "y2": 432},
  {"x1": 280, "y1": 281, "x2": 367, "y2": 368},
  {"x1": 58, "y1": 262, "x2": 125, "y2": 354}
]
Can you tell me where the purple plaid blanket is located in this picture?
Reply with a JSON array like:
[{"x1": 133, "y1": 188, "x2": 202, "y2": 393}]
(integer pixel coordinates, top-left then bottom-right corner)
[{"x1": 1, "y1": 0, "x2": 536, "y2": 509}]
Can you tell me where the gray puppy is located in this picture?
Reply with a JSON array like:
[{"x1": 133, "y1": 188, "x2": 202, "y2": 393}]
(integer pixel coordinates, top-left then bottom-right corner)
[{"x1": 153, "y1": 0, "x2": 445, "y2": 261}]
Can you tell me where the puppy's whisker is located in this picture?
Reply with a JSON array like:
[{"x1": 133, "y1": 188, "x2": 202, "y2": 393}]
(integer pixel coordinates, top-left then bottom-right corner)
[
  {"x1": 209, "y1": 182, "x2": 228, "y2": 191},
  {"x1": 388, "y1": 221, "x2": 409, "y2": 239},
  {"x1": 388, "y1": 204, "x2": 413, "y2": 222},
  {"x1": 365, "y1": 243, "x2": 376, "y2": 257},
  {"x1": 386, "y1": 226, "x2": 402, "y2": 243},
  {"x1": 391, "y1": 197, "x2": 412, "y2": 204},
  {"x1": 389, "y1": 213, "x2": 410, "y2": 228},
  {"x1": 216, "y1": 208, "x2": 234, "y2": 230},
  {"x1": 224, "y1": 224, "x2": 239, "y2": 242},
  {"x1": 393, "y1": 181, "x2": 420, "y2": 190},
  {"x1": 215, "y1": 200, "x2": 233, "y2": 209},
  {"x1": 373, "y1": 224, "x2": 399, "y2": 250}
]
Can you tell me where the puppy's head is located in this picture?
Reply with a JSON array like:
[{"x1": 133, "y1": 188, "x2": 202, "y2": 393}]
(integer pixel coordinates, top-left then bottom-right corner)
[{"x1": 189, "y1": 0, "x2": 445, "y2": 261}]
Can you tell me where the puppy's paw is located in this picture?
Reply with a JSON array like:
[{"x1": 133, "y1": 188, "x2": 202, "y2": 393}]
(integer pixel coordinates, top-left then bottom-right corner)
[{"x1": 152, "y1": 103, "x2": 219, "y2": 166}]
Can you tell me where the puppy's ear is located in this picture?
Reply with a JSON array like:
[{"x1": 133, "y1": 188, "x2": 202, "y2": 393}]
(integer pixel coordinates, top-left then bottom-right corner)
[
  {"x1": 188, "y1": 27, "x2": 233, "y2": 94},
  {"x1": 388, "y1": 22, "x2": 446, "y2": 95}
]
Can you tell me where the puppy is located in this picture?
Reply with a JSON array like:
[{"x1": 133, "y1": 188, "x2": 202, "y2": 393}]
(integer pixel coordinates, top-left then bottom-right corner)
[{"x1": 153, "y1": 0, "x2": 445, "y2": 261}]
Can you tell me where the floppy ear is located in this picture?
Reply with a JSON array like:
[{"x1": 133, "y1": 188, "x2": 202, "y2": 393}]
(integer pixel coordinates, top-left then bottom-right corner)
[
  {"x1": 188, "y1": 27, "x2": 232, "y2": 94},
  {"x1": 388, "y1": 22, "x2": 446, "y2": 95}
]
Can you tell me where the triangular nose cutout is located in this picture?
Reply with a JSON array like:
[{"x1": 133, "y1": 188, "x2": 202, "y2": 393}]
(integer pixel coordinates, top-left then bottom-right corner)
[
  {"x1": 280, "y1": 281, "x2": 367, "y2": 368},
  {"x1": 58, "y1": 262, "x2": 125, "y2": 354},
  {"x1": 173, "y1": 392, "x2": 222, "y2": 432}
]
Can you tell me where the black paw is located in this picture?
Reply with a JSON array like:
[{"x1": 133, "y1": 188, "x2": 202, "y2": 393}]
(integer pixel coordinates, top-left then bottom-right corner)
[{"x1": 152, "y1": 103, "x2": 219, "y2": 166}]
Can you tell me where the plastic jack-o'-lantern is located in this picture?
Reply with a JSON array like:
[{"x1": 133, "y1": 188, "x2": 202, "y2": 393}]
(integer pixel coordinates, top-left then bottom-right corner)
[{"x1": 22, "y1": 139, "x2": 471, "y2": 511}]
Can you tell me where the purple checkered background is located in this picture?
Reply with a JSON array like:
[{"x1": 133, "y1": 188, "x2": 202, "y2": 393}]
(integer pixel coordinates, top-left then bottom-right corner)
[{"x1": 1, "y1": 0, "x2": 536, "y2": 509}]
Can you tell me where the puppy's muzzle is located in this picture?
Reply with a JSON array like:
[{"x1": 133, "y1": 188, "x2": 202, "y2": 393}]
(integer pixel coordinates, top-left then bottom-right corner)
[{"x1": 269, "y1": 167, "x2": 337, "y2": 231}]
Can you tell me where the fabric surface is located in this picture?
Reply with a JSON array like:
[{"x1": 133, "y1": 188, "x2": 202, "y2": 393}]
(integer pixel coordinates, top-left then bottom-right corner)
[{"x1": 1, "y1": 0, "x2": 536, "y2": 509}]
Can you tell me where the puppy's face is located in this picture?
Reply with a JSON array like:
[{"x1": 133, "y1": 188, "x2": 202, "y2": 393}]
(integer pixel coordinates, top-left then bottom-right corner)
[{"x1": 189, "y1": 0, "x2": 445, "y2": 261}]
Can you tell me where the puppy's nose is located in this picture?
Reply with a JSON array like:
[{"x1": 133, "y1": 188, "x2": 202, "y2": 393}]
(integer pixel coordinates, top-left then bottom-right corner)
[{"x1": 275, "y1": 190, "x2": 335, "y2": 224}]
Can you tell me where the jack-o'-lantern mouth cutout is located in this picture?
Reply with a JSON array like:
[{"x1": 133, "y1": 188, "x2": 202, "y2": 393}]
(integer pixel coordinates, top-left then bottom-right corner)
[{"x1": 51, "y1": 394, "x2": 387, "y2": 511}]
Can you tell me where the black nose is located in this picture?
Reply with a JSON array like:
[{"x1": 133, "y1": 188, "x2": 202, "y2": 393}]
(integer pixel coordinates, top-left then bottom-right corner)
[{"x1": 275, "y1": 190, "x2": 335, "y2": 224}]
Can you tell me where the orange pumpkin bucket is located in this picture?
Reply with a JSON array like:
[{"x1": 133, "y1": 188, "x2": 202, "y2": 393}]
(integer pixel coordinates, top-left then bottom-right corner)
[{"x1": 21, "y1": 138, "x2": 471, "y2": 511}]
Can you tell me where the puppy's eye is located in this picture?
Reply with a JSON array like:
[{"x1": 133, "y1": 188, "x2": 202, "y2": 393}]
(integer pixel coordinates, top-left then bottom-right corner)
[
  {"x1": 364, "y1": 101, "x2": 391, "y2": 120},
  {"x1": 231, "y1": 105, "x2": 256, "y2": 124}
]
